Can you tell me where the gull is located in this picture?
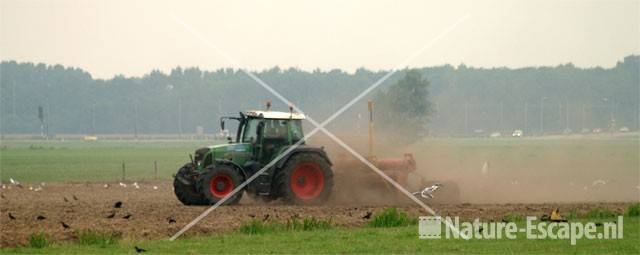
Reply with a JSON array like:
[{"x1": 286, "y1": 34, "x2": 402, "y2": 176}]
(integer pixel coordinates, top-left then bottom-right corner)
[
  {"x1": 152, "y1": 186, "x2": 158, "y2": 190},
  {"x1": 412, "y1": 183, "x2": 442, "y2": 199},
  {"x1": 133, "y1": 182, "x2": 140, "y2": 189},
  {"x1": 9, "y1": 178, "x2": 18, "y2": 185},
  {"x1": 119, "y1": 182, "x2": 127, "y2": 188}
]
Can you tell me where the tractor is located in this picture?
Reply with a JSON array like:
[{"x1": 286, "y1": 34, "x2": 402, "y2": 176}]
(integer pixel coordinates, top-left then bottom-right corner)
[{"x1": 173, "y1": 106, "x2": 333, "y2": 205}]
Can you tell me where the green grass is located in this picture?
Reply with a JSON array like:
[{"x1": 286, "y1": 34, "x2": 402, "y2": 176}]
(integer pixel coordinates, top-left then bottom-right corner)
[
  {"x1": 626, "y1": 203, "x2": 640, "y2": 217},
  {"x1": 368, "y1": 207, "x2": 413, "y2": 227},
  {"x1": 0, "y1": 139, "x2": 222, "y2": 182},
  {"x1": 75, "y1": 230, "x2": 121, "y2": 247},
  {"x1": 4, "y1": 217, "x2": 638, "y2": 254},
  {"x1": 238, "y1": 217, "x2": 333, "y2": 234},
  {"x1": 585, "y1": 208, "x2": 618, "y2": 219},
  {"x1": 27, "y1": 233, "x2": 51, "y2": 249}
]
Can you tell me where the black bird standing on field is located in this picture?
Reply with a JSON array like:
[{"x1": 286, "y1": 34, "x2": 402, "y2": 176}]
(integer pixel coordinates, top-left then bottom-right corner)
[
  {"x1": 36, "y1": 215, "x2": 46, "y2": 220},
  {"x1": 122, "y1": 214, "x2": 132, "y2": 219},
  {"x1": 114, "y1": 201, "x2": 123, "y2": 208},
  {"x1": 72, "y1": 195, "x2": 78, "y2": 201},
  {"x1": 362, "y1": 211, "x2": 373, "y2": 219},
  {"x1": 135, "y1": 246, "x2": 147, "y2": 253},
  {"x1": 106, "y1": 211, "x2": 116, "y2": 219},
  {"x1": 8, "y1": 213, "x2": 16, "y2": 220},
  {"x1": 167, "y1": 217, "x2": 176, "y2": 224},
  {"x1": 60, "y1": 221, "x2": 70, "y2": 229}
]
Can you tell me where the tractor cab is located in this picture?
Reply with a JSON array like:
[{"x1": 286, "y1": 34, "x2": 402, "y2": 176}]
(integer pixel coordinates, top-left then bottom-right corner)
[{"x1": 221, "y1": 110, "x2": 305, "y2": 164}]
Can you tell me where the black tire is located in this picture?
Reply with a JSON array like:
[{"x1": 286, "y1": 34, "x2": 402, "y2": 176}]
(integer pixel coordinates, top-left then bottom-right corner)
[
  {"x1": 275, "y1": 153, "x2": 333, "y2": 205},
  {"x1": 198, "y1": 164, "x2": 244, "y2": 205},
  {"x1": 173, "y1": 163, "x2": 209, "y2": 206}
]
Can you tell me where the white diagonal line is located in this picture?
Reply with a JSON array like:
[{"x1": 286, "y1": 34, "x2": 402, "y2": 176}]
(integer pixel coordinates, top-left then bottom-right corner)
[{"x1": 170, "y1": 14, "x2": 470, "y2": 240}]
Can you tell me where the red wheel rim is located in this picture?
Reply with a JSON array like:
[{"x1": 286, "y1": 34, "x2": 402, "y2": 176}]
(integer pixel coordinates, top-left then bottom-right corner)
[
  {"x1": 290, "y1": 163, "x2": 325, "y2": 200},
  {"x1": 209, "y1": 174, "x2": 234, "y2": 198}
]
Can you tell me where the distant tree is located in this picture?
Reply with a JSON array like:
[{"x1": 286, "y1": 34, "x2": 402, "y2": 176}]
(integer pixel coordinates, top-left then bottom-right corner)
[{"x1": 374, "y1": 70, "x2": 432, "y2": 143}]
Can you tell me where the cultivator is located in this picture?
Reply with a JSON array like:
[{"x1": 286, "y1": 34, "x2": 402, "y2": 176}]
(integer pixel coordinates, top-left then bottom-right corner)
[{"x1": 332, "y1": 101, "x2": 459, "y2": 203}]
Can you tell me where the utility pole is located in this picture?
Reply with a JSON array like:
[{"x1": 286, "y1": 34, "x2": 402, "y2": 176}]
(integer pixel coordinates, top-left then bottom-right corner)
[
  {"x1": 464, "y1": 102, "x2": 469, "y2": 136},
  {"x1": 133, "y1": 101, "x2": 139, "y2": 139},
  {"x1": 178, "y1": 97, "x2": 183, "y2": 137},
  {"x1": 540, "y1": 97, "x2": 548, "y2": 135},
  {"x1": 565, "y1": 100, "x2": 569, "y2": 131},
  {"x1": 581, "y1": 104, "x2": 586, "y2": 132},
  {"x1": 91, "y1": 102, "x2": 96, "y2": 135},
  {"x1": 524, "y1": 102, "x2": 528, "y2": 134},
  {"x1": 499, "y1": 101, "x2": 504, "y2": 132}
]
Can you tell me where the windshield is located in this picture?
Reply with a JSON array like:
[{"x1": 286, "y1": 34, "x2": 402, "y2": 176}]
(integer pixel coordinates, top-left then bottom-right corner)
[{"x1": 242, "y1": 118, "x2": 260, "y2": 143}]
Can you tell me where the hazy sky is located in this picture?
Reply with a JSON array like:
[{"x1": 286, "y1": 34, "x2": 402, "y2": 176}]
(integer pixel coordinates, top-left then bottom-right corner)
[{"x1": 1, "y1": 0, "x2": 638, "y2": 78}]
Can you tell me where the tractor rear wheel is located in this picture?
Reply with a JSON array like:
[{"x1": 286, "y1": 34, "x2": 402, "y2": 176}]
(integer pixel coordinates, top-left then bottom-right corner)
[
  {"x1": 173, "y1": 163, "x2": 209, "y2": 205},
  {"x1": 198, "y1": 164, "x2": 244, "y2": 205},
  {"x1": 276, "y1": 153, "x2": 333, "y2": 204}
]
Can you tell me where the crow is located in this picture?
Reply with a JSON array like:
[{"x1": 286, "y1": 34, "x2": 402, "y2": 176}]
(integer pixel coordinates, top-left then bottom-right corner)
[
  {"x1": 8, "y1": 213, "x2": 15, "y2": 220},
  {"x1": 122, "y1": 214, "x2": 132, "y2": 219},
  {"x1": 114, "y1": 201, "x2": 123, "y2": 208},
  {"x1": 72, "y1": 195, "x2": 78, "y2": 201},
  {"x1": 362, "y1": 211, "x2": 373, "y2": 220},
  {"x1": 106, "y1": 212, "x2": 116, "y2": 219},
  {"x1": 167, "y1": 217, "x2": 176, "y2": 224},
  {"x1": 60, "y1": 221, "x2": 70, "y2": 229},
  {"x1": 36, "y1": 215, "x2": 46, "y2": 220},
  {"x1": 134, "y1": 246, "x2": 147, "y2": 253}
]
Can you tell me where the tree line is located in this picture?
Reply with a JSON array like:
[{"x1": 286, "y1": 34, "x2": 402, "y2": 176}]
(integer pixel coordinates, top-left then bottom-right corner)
[{"x1": 0, "y1": 55, "x2": 638, "y2": 137}]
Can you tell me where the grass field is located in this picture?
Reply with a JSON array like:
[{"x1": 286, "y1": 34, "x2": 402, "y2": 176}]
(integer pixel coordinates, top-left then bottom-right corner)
[
  {"x1": 0, "y1": 140, "x2": 223, "y2": 182},
  {"x1": 3, "y1": 217, "x2": 638, "y2": 254},
  {"x1": 1, "y1": 135, "x2": 638, "y2": 183}
]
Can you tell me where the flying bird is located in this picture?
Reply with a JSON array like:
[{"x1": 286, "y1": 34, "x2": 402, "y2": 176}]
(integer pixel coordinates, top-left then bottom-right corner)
[
  {"x1": 412, "y1": 183, "x2": 442, "y2": 199},
  {"x1": 362, "y1": 211, "x2": 373, "y2": 219},
  {"x1": 114, "y1": 201, "x2": 123, "y2": 208},
  {"x1": 135, "y1": 246, "x2": 147, "y2": 253},
  {"x1": 60, "y1": 221, "x2": 70, "y2": 229}
]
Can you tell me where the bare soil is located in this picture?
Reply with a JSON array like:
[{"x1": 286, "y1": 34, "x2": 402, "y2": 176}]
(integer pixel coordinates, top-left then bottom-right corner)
[{"x1": 0, "y1": 182, "x2": 632, "y2": 247}]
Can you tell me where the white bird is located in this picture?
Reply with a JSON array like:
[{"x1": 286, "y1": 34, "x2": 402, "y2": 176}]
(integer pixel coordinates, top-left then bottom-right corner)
[
  {"x1": 153, "y1": 186, "x2": 158, "y2": 190},
  {"x1": 40, "y1": 182, "x2": 46, "y2": 187},
  {"x1": 481, "y1": 161, "x2": 490, "y2": 177},
  {"x1": 103, "y1": 184, "x2": 110, "y2": 188},
  {"x1": 28, "y1": 186, "x2": 33, "y2": 191},
  {"x1": 591, "y1": 179, "x2": 606, "y2": 187},
  {"x1": 133, "y1": 182, "x2": 140, "y2": 189},
  {"x1": 1, "y1": 184, "x2": 5, "y2": 189},
  {"x1": 9, "y1": 178, "x2": 19, "y2": 185},
  {"x1": 119, "y1": 182, "x2": 127, "y2": 188},
  {"x1": 413, "y1": 183, "x2": 442, "y2": 199},
  {"x1": 34, "y1": 186, "x2": 43, "y2": 192}
]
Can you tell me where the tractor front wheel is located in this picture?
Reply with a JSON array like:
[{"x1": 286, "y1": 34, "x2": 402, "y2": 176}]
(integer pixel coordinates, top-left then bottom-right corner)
[
  {"x1": 173, "y1": 163, "x2": 209, "y2": 206},
  {"x1": 198, "y1": 164, "x2": 244, "y2": 205},
  {"x1": 276, "y1": 153, "x2": 333, "y2": 204}
]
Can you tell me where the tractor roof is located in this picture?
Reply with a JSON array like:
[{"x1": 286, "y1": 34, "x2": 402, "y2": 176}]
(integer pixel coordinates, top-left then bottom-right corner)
[{"x1": 244, "y1": 110, "x2": 306, "y2": 120}]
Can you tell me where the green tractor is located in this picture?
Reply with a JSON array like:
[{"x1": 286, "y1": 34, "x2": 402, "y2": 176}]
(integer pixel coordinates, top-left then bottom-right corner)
[{"x1": 173, "y1": 108, "x2": 333, "y2": 205}]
